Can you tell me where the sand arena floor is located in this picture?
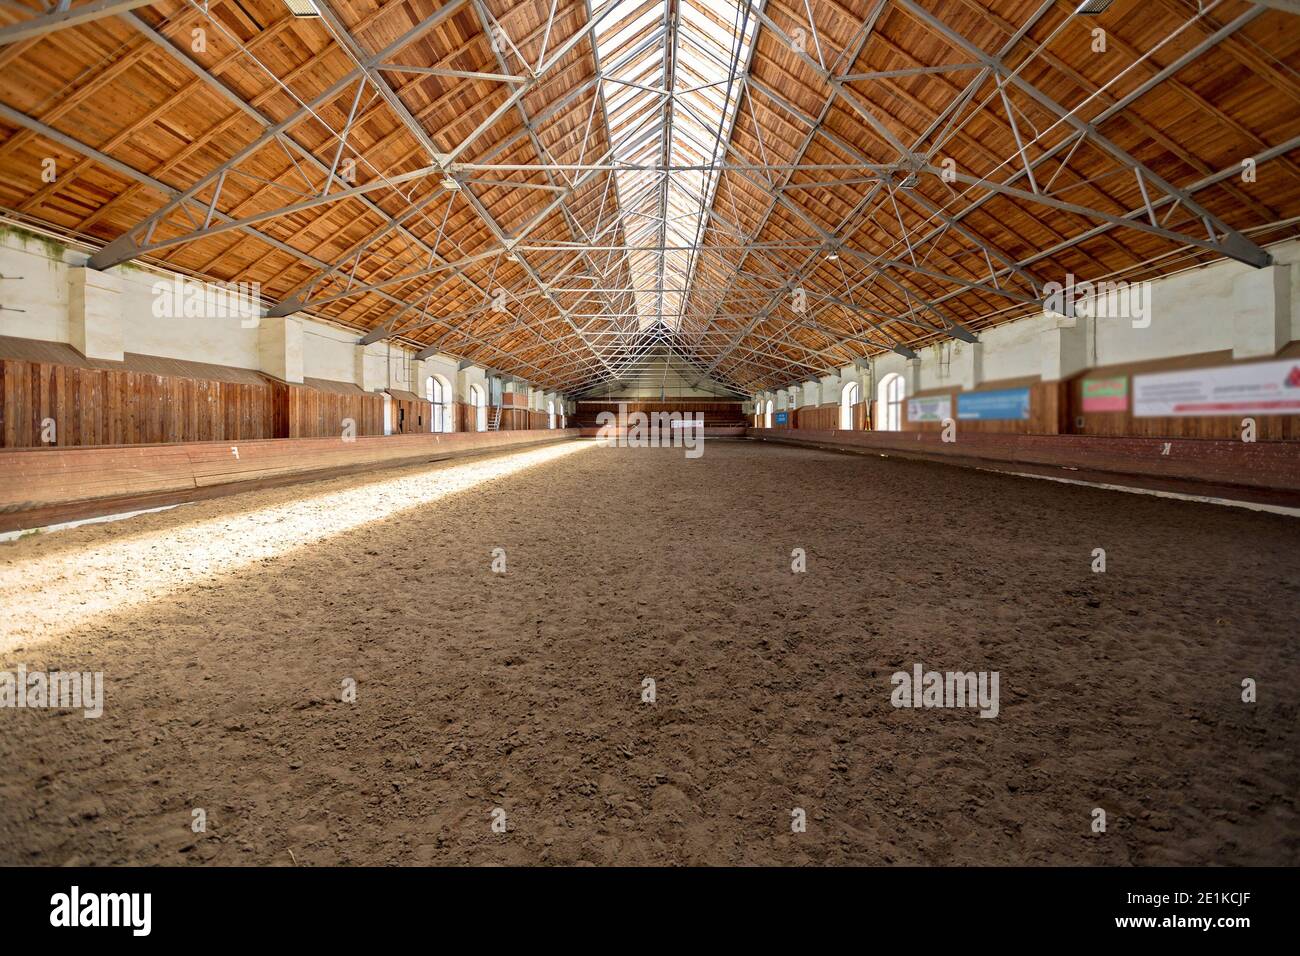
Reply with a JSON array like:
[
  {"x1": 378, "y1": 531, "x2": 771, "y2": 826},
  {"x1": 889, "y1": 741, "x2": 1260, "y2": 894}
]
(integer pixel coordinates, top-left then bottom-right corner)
[{"x1": 1, "y1": 438, "x2": 1297, "y2": 865}]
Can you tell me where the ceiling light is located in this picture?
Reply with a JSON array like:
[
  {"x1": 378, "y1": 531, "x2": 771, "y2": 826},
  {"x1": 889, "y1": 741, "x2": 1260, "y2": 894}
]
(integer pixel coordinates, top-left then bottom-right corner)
[
  {"x1": 825, "y1": 250, "x2": 838, "y2": 261},
  {"x1": 284, "y1": 0, "x2": 321, "y2": 17},
  {"x1": 899, "y1": 173, "x2": 920, "y2": 189},
  {"x1": 440, "y1": 177, "x2": 460, "y2": 191},
  {"x1": 1075, "y1": 0, "x2": 1113, "y2": 14}
]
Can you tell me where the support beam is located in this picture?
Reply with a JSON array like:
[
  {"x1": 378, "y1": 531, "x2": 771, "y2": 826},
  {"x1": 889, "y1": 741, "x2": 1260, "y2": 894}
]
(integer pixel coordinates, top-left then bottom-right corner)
[
  {"x1": 0, "y1": 0, "x2": 156, "y2": 47},
  {"x1": 893, "y1": 0, "x2": 1272, "y2": 269}
]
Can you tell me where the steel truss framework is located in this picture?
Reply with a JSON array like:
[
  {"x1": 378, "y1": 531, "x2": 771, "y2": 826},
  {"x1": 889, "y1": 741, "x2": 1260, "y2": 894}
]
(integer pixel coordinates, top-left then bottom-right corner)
[{"x1": 0, "y1": 0, "x2": 1297, "y2": 396}]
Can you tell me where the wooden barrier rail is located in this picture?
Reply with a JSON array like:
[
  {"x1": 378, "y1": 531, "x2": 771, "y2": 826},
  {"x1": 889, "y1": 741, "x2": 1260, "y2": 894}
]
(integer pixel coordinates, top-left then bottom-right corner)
[
  {"x1": 0, "y1": 429, "x2": 579, "y2": 532},
  {"x1": 749, "y1": 428, "x2": 1300, "y2": 501}
]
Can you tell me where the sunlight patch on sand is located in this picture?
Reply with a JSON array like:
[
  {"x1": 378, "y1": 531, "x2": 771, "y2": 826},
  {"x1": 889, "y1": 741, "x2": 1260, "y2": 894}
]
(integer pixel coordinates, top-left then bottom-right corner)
[{"x1": 0, "y1": 440, "x2": 593, "y2": 653}]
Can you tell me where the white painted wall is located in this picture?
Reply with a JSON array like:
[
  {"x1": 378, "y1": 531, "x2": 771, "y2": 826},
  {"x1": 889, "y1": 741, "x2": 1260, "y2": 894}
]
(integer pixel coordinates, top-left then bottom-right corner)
[
  {"x1": 0, "y1": 223, "x2": 513, "y2": 400},
  {"x1": 0, "y1": 227, "x2": 72, "y2": 343},
  {"x1": 356, "y1": 341, "x2": 420, "y2": 393},
  {"x1": 757, "y1": 238, "x2": 1300, "y2": 404},
  {"x1": 459, "y1": 365, "x2": 488, "y2": 408},
  {"x1": 411, "y1": 354, "x2": 458, "y2": 398},
  {"x1": 302, "y1": 321, "x2": 360, "y2": 383},
  {"x1": 1, "y1": 225, "x2": 267, "y2": 368},
  {"x1": 817, "y1": 373, "x2": 840, "y2": 405},
  {"x1": 124, "y1": 279, "x2": 261, "y2": 370}
]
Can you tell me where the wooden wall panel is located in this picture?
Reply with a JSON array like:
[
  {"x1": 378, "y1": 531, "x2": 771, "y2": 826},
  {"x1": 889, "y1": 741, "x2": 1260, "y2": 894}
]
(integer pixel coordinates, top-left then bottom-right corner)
[
  {"x1": 753, "y1": 405, "x2": 861, "y2": 429},
  {"x1": 456, "y1": 401, "x2": 478, "y2": 433},
  {"x1": 500, "y1": 406, "x2": 531, "y2": 430},
  {"x1": 1067, "y1": 401, "x2": 1300, "y2": 440},
  {"x1": 794, "y1": 403, "x2": 840, "y2": 431},
  {"x1": 389, "y1": 396, "x2": 435, "y2": 435},
  {"x1": 276, "y1": 383, "x2": 384, "y2": 439},
  {"x1": 0, "y1": 359, "x2": 276, "y2": 447}
]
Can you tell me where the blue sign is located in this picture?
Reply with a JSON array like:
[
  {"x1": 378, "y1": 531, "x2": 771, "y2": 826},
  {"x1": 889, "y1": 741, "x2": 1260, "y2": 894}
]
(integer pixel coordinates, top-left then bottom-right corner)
[
  {"x1": 957, "y1": 387, "x2": 1031, "y2": 421},
  {"x1": 774, "y1": 411, "x2": 789, "y2": 425}
]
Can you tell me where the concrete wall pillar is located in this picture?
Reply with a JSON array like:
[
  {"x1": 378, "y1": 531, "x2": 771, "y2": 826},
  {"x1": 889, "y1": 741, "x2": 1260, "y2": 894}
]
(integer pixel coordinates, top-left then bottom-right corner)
[
  {"x1": 954, "y1": 341, "x2": 983, "y2": 391},
  {"x1": 901, "y1": 357, "x2": 921, "y2": 396},
  {"x1": 1232, "y1": 264, "x2": 1291, "y2": 359},
  {"x1": 819, "y1": 373, "x2": 839, "y2": 405},
  {"x1": 354, "y1": 344, "x2": 386, "y2": 392},
  {"x1": 852, "y1": 362, "x2": 871, "y2": 397},
  {"x1": 259, "y1": 316, "x2": 304, "y2": 383},
  {"x1": 409, "y1": 357, "x2": 427, "y2": 398},
  {"x1": 68, "y1": 267, "x2": 123, "y2": 362},
  {"x1": 1040, "y1": 310, "x2": 1089, "y2": 381}
]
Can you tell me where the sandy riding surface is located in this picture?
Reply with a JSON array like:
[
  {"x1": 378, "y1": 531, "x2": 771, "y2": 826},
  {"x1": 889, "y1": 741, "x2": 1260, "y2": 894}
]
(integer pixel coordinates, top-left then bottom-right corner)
[{"x1": 1, "y1": 438, "x2": 1297, "y2": 865}]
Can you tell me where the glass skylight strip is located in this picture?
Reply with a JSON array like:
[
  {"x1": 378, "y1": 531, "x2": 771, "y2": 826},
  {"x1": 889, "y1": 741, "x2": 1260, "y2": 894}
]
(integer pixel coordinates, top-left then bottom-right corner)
[{"x1": 594, "y1": 0, "x2": 758, "y2": 331}]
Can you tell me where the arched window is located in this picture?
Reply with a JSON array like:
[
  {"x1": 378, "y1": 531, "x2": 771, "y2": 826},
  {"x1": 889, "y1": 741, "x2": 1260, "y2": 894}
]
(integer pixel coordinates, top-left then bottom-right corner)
[
  {"x1": 840, "y1": 381, "x2": 861, "y2": 430},
  {"x1": 547, "y1": 399, "x2": 556, "y2": 429},
  {"x1": 764, "y1": 398, "x2": 774, "y2": 428},
  {"x1": 877, "y1": 373, "x2": 904, "y2": 431},
  {"x1": 470, "y1": 384, "x2": 486, "y2": 432},
  {"x1": 425, "y1": 375, "x2": 452, "y2": 432}
]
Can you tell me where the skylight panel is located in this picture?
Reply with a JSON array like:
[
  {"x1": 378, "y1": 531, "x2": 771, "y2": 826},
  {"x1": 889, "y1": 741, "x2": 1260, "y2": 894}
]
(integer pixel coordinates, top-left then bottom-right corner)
[{"x1": 594, "y1": 0, "x2": 758, "y2": 331}]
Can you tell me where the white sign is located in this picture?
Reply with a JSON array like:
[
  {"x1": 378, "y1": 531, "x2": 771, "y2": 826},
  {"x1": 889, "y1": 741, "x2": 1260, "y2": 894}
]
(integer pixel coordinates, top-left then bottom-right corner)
[
  {"x1": 1133, "y1": 358, "x2": 1300, "y2": 417},
  {"x1": 907, "y1": 395, "x2": 952, "y2": 422}
]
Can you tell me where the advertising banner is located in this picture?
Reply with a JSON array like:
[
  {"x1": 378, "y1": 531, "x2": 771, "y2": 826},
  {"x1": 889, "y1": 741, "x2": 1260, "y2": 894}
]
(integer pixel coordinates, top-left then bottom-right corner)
[
  {"x1": 1081, "y1": 377, "x2": 1128, "y2": 413},
  {"x1": 774, "y1": 411, "x2": 789, "y2": 425},
  {"x1": 907, "y1": 395, "x2": 953, "y2": 422},
  {"x1": 957, "y1": 387, "x2": 1031, "y2": 421},
  {"x1": 1133, "y1": 359, "x2": 1300, "y2": 417}
]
